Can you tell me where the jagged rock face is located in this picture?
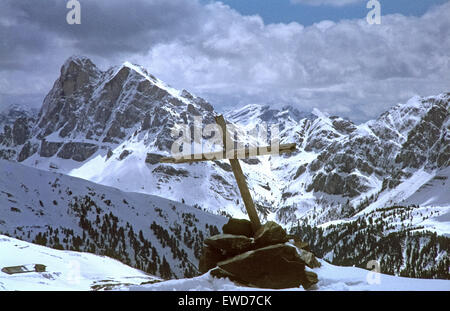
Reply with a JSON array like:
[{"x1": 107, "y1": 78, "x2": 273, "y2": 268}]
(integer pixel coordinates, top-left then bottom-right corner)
[
  {"x1": 39, "y1": 140, "x2": 63, "y2": 158},
  {"x1": 0, "y1": 113, "x2": 35, "y2": 159},
  {"x1": 395, "y1": 98, "x2": 450, "y2": 169},
  {"x1": 38, "y1": 57, "x2": 101, "y2": 139},
  {"x1": 36, "y1": 57, "x2": 215, "y2": 147},
  {"x1": 18, "y1": 141, "x2": 39, "y2": 162},
  {"x1": 0, "y1": 105, "x2": 37, "y2": 131},
  {"x1": 296, "y1": 248, "x2": 321, "y2": 269},
  {"x1": 152, "y1": 165, "x2": 189, "y2": 178},
  {"x1": 330, "y1": 116, "x2": 357, "y2": 135},
  {"x1": 12, "y1": 117, "x2": 31, "y2": 145},
  {"x1": 0, "y1": 56, "x2": 448, "y2": 229},
  {"x1": 57, "y1": 142, "x2": 99, "y2": 162},
  {"x1": 0, "y1": 125, "x2": 13, "y2": 147},
  {"x1": 145, "y1": 153, "x2": 164, "y2": 165},
  {"x1": 0, "y1": 56, "x2": 216, "y2": 165},
  {"x1": 304, "y1": 94, "x2": 450, "y2": 203}
]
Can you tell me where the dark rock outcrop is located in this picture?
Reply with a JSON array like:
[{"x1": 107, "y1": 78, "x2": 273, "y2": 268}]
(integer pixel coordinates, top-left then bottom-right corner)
[
  {"x1": 217, "y1": 244, "x2": 312, "y2": 289},
  {"x1": 204, "y1": 234, "x2": 254, "y2": 256},
  {"x1": 200, "y1": 219, "x2": 320, "y2": 289},
  {"x1": 293, "y1": 240, "x2": 311, "y2": 252},
  {"x1": 293, "y1": 165, "x2": 307, "y2": 180},
  {"x1": 12, "y1": 117, "x2": 30, "y2": 145},
  {"x1": 57, "y1": 142, "x2": 99, "y2": 162},
  {"x1": 296, "y1": 248, "x2": 321, "y2": 269},
  {"x1": 18, "y1": 141, "x2": 38, "y2": 162},
  {"x1": 222, "y1": 218, "x2": 254, "y2": 238},
  {"x1": 199, "y1": 245, "x2": 227, "y2": 274},
  {"x1": 40, "y1": 140, "x2": 63, "y2": 157},
  {"x1": 152, "y1": 165, "x2": 189, "y2": 177},
  {"x1": 303, "y1": 271, "x2": 319, "y2": 289},
  {"x1": 242, "y1": 158, "x2": 260, "y2": 165},
  {"x1": 106, "y1": 148, "x2": 113, "y2": 161},
  {"x1": 254, "y1": 221, "x2": 288, "y2": 247},
  {"x1": 119, "y1": 149, "x2": 132, "y2": 161},
  {"x1": 146, "y1": 153, "x2": 164, "y2": 165}
]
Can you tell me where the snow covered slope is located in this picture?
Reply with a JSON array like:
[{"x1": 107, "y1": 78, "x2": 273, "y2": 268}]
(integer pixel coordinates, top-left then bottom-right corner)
[
  {"x1": 2, "y1": 235, "x2": 449, "y2": 291},
  {"x1": 401, "y1": 167, "x2": 450, "y2": 208},
  {"x1": 0, "y1": 56, "x2": 448, "y2": 229},
  {"x1": 0, "y1": 56, "x2": 448, "y2": 280},
  {"x1": 0, "y1": 159, "x2": 227, "y2": 279},
  {"x1": 127, "y1": 258, "x2": 450, "y2": 291},
  {"x1": 0, "y1": 235, "x2": 160, "y2": 291}
]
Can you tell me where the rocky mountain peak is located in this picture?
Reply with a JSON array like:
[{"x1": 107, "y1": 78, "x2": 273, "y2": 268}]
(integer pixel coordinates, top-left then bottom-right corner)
[
  {"x1": 367, "y1": 93, "x2": 449, "y2": 145},
  {"x1": 1, "y1": 56, "x2": 218, "y2": 164},
  {"x1": 61, "y1": 55, "x2": 98, "y2": 77},
  {"x1": 60, "y1": 56, "x2": 100, "y2": 97},
  {"x1": 279, "y1": 105, "x2": 316, "y2": 122},
  {"x1": 0, "y1": 56, "x2": 448, "y2": 236},
  {"x1": 225, "y1": 104, "x2": 315, "y2": 129}
]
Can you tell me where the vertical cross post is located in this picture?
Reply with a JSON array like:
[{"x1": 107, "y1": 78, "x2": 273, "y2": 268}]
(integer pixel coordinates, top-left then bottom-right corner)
[{"x1": 215, "y1": 115, "x2": 261, "y2": 232}]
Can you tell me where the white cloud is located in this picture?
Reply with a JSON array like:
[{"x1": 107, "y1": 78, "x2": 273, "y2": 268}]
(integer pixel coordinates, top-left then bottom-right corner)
[
  {"x1": 290, "y1": 0, "x2": 365, "y2": 7},
  {"x1": 139, "y1": 2, "x2": 450, "y2": 122},
  {"x1": 1, "y1": 0, "x2": 449, "y2": 123}
]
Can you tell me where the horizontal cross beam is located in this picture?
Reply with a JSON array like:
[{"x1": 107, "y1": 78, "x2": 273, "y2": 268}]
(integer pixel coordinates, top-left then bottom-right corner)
[{"x1": 159, "y1": 143, "x2": 296, "y2": 164}]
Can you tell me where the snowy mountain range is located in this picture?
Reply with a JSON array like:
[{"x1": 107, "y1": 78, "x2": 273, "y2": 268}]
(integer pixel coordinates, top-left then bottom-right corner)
[{"x1": 0, "y1": 56, "x2": 448, "y2": 281}]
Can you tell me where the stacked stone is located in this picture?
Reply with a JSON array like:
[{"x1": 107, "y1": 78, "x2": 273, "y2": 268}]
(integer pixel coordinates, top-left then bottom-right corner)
[{"x1": 199, "y1": 219, "x2": 321, "y2": 289}]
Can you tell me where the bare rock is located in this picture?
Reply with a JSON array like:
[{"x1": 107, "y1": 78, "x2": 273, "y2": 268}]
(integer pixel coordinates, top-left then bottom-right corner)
[
  {"x1": 40, "y1": 140, "x2": 63, "y2": 157},
  {"x1": 152, "y1": 165, "x2": 189, "y2": 177},
  {"x1": 145, "y1": 153, "x2": 164, "y2": 165},
  {"x1": 18, "y1": 141, "x2": 38, "y2": 162},
  {"x1": 254, "y1": 221, "x2": 288, "y2": 247},
  {"x1": 119, "y1": 149, "x2": 132, "y2": 160},
  {"x1": 302, "y1": 271, "x2": 319, "y2": 289},
  {"x1": 217, "y1": 244, "x2": 307, "y2": 289},
  {"x1": 222, "y1": 218, "x2": 253, "y2": 238},
  {"x1": 198, "y1": 245, "x2": 227, "y2": 274},
  {"x1": 296, "y1": 248, "x2": 321, "y2": 269},
  {"x1": 204, "y1": 234, "x2": 254, "y2": 256},
  {"x1": 12, "y1": 117, "x2": 30, "y2": 145},
  {"x1": 57, "y1": 142, "x2": 99, "y2": 162},
  {"x1": 294, "y1": 240, "x2": 311, "y2": 252}
]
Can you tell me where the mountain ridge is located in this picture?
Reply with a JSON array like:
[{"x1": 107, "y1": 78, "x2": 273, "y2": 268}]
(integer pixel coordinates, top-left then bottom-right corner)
[
  {"x1": 0, "y1": 56, "x2": 448, "y2": 279},
  {"x1": 0, "y1": 56, "x2": 448, "y2": 225}
]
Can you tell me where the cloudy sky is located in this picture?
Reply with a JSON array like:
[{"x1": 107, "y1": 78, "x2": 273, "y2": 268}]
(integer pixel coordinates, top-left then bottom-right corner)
[{"x1": 0, "y1": 0, "x2": 449, "y2": 123}]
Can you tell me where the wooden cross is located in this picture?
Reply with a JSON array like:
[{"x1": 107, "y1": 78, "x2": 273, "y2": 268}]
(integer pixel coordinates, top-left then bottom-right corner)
[{"x1": 159, "y1": 115, "x2": 296, "y2": 232}]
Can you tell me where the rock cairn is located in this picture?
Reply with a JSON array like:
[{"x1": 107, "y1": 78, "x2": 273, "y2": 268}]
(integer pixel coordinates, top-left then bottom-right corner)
[{"x1": 199, "y1": 218, "x2": 321, "y2": 289}]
